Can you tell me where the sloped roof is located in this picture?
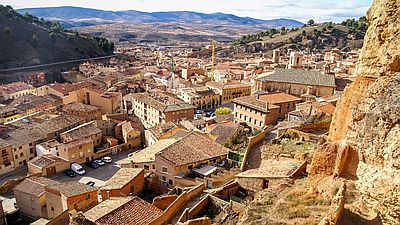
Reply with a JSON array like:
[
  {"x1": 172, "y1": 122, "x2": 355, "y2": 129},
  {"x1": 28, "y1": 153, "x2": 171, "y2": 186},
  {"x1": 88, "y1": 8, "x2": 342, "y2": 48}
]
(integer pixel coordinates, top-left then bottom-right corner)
[
  {"x1": 256, "y1": 68, "x2": 336, "y2": 87},
  {"x1": 100, "y1": 168, "x2": 144, "y2": 190},
  {"x1": 157, "y1": 132, "x2": 229, "y2": 166},
  {"x1": 14, "y1": 177, "x2": 60, "y2": 197},
  {"x1": 86, "y1": 197, "x2": 163, "y2": 225}
]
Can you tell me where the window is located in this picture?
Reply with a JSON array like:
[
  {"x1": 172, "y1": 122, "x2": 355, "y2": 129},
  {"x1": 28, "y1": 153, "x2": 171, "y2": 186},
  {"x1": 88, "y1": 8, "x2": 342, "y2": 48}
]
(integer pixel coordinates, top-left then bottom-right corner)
[
  {"x1": 51, "y1": 207, "x2": 54, "y2": 211},
  {"x1": 161, "y1": 176, "x2": 166, "y2": 182},
  {"x1": 168, "y1": 179, "x2": 173, "y2": 185},
  {"x1": 85, "y1": 194, "x2": 90, "y2": 200},
  {"x1": 130, "y1": 186, "x2": 135, "y2": 194},
  {"x1": 152, "y1": 164, "x2": 155, "y2": 170},
  {"x1": 30, "y1": 148, "x2": 34, "y2": 154},
  {"x1": 144, "y1": 165, "x2": 149, "y2": 170},
  {"x1": 15, "y1": 155, "x2": 18, "y2": 159},
  {"x1": 162, "y1": 167, "x2": 168, "y2": 173}
]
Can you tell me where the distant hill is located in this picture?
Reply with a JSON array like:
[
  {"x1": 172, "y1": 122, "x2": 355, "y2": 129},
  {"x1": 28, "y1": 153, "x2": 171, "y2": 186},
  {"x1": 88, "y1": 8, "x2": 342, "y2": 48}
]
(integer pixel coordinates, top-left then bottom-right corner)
[
  {"x1": 17, "y1": 6, "x2": 304, "y2": 28},
  {"x1": 0, "y1": 5, "x2": 114, "y2": 70},
  {"x1": 231, "y1": 20, "x2": 367, "y2": 53}
]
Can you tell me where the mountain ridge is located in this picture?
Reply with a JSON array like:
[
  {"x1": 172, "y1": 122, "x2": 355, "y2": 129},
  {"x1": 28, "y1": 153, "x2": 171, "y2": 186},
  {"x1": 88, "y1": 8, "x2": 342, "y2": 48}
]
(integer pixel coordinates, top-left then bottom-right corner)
[{"x1": 17, "y1": 6, "x2": 304, "y2": 28}]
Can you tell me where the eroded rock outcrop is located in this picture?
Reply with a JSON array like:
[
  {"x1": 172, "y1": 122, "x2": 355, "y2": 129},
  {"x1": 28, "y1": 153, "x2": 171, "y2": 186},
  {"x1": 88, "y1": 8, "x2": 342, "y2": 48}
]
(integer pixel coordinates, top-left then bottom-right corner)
[{"x1": 310, "y1": 0, "x2": 400, "y2": 224}]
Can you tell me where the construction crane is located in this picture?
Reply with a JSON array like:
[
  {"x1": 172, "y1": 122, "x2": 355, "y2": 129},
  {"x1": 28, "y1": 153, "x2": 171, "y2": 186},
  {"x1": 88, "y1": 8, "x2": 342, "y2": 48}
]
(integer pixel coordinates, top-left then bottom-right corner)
[{"x1": 211, "y1": 40, "x2": 216, "y2": 81}]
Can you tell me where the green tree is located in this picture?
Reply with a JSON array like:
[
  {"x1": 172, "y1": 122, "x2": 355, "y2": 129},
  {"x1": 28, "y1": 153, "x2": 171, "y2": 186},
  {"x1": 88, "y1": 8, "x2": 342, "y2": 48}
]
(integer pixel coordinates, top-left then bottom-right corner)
[
  {"x1": 215, "y1": 107, "x2": 232, "y2": 116},
  {"x1": 307, "y1": 19, "x2": 315, "y2": 26}
]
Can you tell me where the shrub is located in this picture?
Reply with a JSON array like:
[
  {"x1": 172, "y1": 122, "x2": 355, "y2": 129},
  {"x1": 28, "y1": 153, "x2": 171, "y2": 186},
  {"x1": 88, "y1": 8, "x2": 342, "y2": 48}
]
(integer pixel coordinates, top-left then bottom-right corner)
[{"x1": 215, "y1": 107, "x2": 232, "y2": 116}]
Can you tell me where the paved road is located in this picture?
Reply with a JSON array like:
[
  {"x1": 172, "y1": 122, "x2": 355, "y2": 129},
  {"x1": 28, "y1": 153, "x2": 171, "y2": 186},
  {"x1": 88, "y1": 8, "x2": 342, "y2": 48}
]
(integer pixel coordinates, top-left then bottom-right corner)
[
  {"x1": 0, "y1": 166, "x2": 28, "y2": 186},
  {"x1": 0, "y1": 55, "x2": 116, "y2": 73},
  {"x1": 50, "y1": 150, "x2": 133, "y2": 184}
]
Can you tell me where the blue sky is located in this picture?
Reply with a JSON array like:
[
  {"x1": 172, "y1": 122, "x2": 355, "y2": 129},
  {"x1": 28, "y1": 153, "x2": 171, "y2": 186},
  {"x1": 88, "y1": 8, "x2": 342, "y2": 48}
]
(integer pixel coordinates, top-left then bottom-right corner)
[{"x1": 3, "y1": 0, "x2": 373, "y2": 22}]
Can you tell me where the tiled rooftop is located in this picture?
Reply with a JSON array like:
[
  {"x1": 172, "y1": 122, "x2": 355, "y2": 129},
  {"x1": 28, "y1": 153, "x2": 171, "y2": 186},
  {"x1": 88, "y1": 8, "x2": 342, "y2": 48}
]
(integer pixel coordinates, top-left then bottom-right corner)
[
  {"x1": 0, "y1": 82, "x2": 34, "y2": 94},
  {"x1": 207, "y1": 81, "x2": 251, "y2": 90},
  {"x1": 124, "y1": 92, "x2": 195, "y2": 112},
  {"x1": 47, "y1": 181, "x2": 98, "y2": 197},
  {"x1": 256, "y1": 68, "x2": 336, "y2": 87},
  {"x1": 118, "y1": 139, "x2": 178, "y2": 165},
  {"x1": 94, "y1": 197, "x2": 163, "y2": 225},
  {"x1": 233, "y1": 96, "x2": 280, "y2": 113},
  {"x1": 62, "y1": 102, "x2": 100, "y2": 112},
  {"x1": 157, "y1": 132, "x2": 229, "y2": 166},
  {"x1": 100, "y1": 168, "x2": 144, "y2": 190},
  {"x1": 14, "y1": 176, "x2": 60, "y2": 197},
  {"x1": 257, "y1": 92, "x2": 302, "y2": 104},
  {"x1": 60, "y1": 122, "x2": 102, "y2": 142}
]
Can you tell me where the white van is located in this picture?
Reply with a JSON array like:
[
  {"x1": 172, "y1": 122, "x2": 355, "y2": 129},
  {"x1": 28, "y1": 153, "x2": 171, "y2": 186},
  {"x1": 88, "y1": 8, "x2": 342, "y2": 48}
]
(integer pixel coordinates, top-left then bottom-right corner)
[{"x1": 71, "y1": 163, "x2": 86, "y2": 175}]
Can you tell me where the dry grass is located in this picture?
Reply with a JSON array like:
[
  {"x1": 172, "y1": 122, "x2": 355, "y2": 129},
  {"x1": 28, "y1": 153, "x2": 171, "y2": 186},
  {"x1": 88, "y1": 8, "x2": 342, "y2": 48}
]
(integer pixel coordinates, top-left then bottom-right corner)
[{"x1": 285, "y1": 189, "x2": 331, "y2": 206}]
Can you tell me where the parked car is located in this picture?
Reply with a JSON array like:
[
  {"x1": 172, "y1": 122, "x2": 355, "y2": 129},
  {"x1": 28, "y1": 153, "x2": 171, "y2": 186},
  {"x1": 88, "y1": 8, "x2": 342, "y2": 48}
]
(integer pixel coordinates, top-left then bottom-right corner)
[
  {"x1": 86, "y1": 181, "x2": 95, "y2": 187},
  {"x1": 64, "y1": 169, "x2": 76, "y2": 177},
  {"x1": 86, "y1": 161, "x2": 99, "y2": 169},
  {"x1": 71, "y1": 163, "x2": 85, "y2": 175},
  {"x1": 94, "y1": 159, "x2": 105, "y2": 166},
  {"x1": 102, "y1": 156, "x2": 112, "y2": 163},
  {"x1": 205, "y1": 111, "x2": 214, "y2": 117},
  {"x1": 196, "y1": 110, "x2": 204, "y2": 114}
]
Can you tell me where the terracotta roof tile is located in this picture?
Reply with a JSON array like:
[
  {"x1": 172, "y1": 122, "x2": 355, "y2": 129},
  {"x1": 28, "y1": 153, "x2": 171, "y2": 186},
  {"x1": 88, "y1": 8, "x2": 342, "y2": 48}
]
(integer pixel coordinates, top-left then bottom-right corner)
[
  {"x1": 94, "y1": 197, "x2": 163, "y2": 225},
  {"x1": 157, "y1": 132, "x2": 229, "y2": 166}
]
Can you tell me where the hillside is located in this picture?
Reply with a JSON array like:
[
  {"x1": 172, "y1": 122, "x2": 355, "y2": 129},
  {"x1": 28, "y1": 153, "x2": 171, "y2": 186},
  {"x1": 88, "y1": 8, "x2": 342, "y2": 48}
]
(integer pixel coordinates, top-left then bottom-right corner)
[
  {"x1": 0, "y1": 5, "x2": 114, "y2": 70},
  {"x1": 17, "y1": 6, "x2": 304, "y2": 28},
  {"x1": 232, "y1": 20, "x2": 367, "y2": 53}
]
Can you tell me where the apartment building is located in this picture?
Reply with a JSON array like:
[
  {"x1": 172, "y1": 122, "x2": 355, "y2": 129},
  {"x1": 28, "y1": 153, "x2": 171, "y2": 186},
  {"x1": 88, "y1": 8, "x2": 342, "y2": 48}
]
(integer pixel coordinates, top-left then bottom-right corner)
[
  {"x1": 0, "y1": 82, "x2": 37, "y2": 101},
  {"x1": 123, "y1": 92, "x2": 195, "y2": 128},
  {"x1": 206, "y1": 81, "x2": 251, "y2": 104},
  {"x1": 232, "y1": 96, "x2": 280, "y2": 129},
  {"x1": 256, "y1": 92, "x2": 302, "y2": 119},
  {"x1": 0, "y1": 140, "x2": 13, "y2": 176},
  {"x1": 14, "y1": 177, "x2": 60, "y2": 220},
  {"x1": 62, "y1": 102, "x2": 102, "y2": 122},
  {"x1": 177, "y1": 86, "x2": 221, "y2": 110},
  {"x1": 45, "y1": 182, "x2": 98, "y2": 219}
]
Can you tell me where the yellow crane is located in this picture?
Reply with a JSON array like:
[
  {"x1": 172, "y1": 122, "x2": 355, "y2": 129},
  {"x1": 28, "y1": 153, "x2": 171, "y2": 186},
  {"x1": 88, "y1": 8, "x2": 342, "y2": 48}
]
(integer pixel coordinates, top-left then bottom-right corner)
[{"x1": 211, "y1": 40, "x2": 216, "y2": 81}]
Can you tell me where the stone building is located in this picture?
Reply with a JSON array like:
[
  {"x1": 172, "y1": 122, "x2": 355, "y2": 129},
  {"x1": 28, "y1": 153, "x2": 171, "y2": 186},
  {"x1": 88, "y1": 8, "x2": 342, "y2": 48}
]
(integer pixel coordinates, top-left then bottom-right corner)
[
  {"x1": 256, "y1": 92, "x2": 302, "y2": 119},
  {"x1": 14, "y1": 177, "x2": 60, "y2": 220},
  {"x1": 255, "y1": 69, "x2": 336, "y2": 97},
  {"x1": 45, "y1": 182, "x2": 98, "y2": 219},
  {"x1": 206, "y1": 81, "x2": 251, "y2": 104},
  {"x1": 62, "y1": 103, "x2": 102, "y2": 122},
  {"x1": 123, "y1": 92, "x2": 196, "y2": 128},
  {"x1": 99, "y1": 168, "x2": 144, "y2": 200},
  {"x1": 232, "y1": 96, "x2": 280, "y2": 129},
  {"x1": 177, "y1": 86, "x2": 221, "y2": 110}
]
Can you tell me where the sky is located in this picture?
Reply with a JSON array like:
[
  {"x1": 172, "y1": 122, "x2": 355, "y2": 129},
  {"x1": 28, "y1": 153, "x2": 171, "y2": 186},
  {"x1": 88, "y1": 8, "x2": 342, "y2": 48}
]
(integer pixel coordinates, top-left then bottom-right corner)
[{"x1": 3, "y1": 0, "x2": 373, "y2": 23}]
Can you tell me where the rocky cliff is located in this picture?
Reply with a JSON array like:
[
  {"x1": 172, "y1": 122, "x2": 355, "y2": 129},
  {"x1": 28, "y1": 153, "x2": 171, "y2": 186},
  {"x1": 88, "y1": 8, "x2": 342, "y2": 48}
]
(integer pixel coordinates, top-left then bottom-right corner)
[{"x1": 310, "y1": 0, "x2": 400, "y2": 224}]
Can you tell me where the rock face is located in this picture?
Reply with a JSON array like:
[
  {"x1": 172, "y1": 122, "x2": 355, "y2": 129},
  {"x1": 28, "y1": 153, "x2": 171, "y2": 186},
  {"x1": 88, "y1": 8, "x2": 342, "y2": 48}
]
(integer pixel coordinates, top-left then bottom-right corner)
[{"x1": 310, "y1": 0, "x2": 400, "y2": 224}]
